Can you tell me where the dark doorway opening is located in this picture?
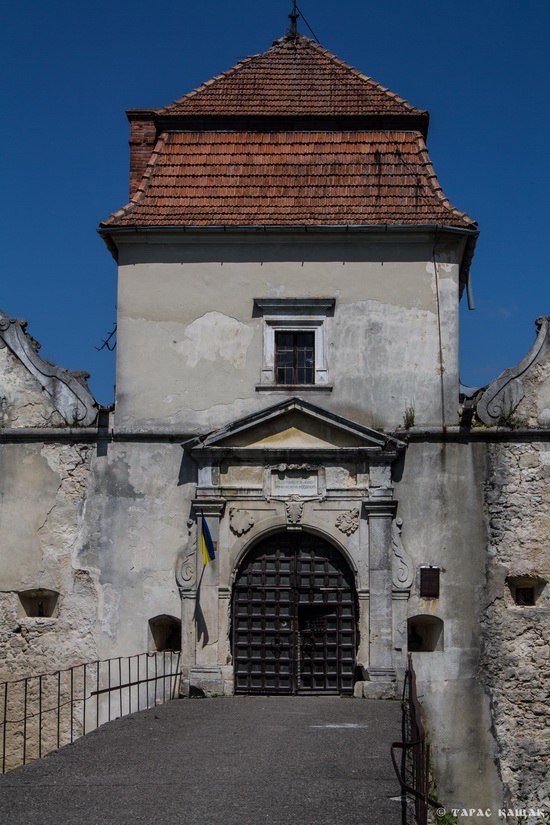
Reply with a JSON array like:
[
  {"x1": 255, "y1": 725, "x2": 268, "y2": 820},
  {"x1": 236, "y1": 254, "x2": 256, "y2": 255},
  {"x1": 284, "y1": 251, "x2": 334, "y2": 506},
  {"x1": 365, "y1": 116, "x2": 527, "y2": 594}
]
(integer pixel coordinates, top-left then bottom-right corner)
[{"x1": 232, "y1": 531, "x2": 357, "y2": 694}]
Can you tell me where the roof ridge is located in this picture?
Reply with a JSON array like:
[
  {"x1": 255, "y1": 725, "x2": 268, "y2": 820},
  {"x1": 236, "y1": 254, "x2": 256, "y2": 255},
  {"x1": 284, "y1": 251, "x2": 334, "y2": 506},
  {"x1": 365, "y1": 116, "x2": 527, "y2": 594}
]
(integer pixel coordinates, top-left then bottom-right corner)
[
  {"x1": 102, "y1": 133, "x2": 169, "y2": 226},
  {"x1": 414, "y1": 134, "x2": 477, "y2": 227},
  {"x1": 155, "y1": 34, "x2": 425, "y2": 117}
]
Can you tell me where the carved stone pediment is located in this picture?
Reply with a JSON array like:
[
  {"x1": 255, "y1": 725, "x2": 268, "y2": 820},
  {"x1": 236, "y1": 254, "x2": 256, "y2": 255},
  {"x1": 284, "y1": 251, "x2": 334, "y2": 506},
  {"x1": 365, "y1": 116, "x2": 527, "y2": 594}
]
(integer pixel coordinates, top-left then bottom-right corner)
[
  {"x1": 184, "y1": 398, "x2": 405, "y2": 456},
  {"x1": 183, "y1": 399, "x2": 405, "y2": 507}
]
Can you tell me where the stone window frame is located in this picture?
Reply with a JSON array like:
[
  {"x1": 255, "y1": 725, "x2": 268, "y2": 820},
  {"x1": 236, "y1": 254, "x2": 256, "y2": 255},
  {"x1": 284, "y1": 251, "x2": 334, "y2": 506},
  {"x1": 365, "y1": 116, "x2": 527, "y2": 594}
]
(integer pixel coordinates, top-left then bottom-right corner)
[{"x1": 254, "y1": 298, "x2": 334, "y2": 391}]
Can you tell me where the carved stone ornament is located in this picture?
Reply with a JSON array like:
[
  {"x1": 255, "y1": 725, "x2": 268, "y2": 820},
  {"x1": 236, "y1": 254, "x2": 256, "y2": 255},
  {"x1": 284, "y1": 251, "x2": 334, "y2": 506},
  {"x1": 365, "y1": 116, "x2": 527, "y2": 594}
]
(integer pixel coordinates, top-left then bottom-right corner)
[
  {"x1": 0, "y1": 310, "x2": 97, "y2": 426},
  {"x1": 391, "y1": 517, "x2": 414, "y2": 590},
  {"x1": 335, "y1": 509, "x2": 360, "y2": 536},
  {"x1": 230, "y1": 507, "x2": 255, "y2": 536},
  {"x1": 274, "y1": 463, "x2": 318, "y2": 472},
  {"x1": 476, "y1": 316, "x2": 550, "y2": 425},
  {"x1": 285, "y1": 496, "x2": 304, "y2": 526},
  {"x1": 176, "y1": 519, "x2": 196, "y2": 591}
]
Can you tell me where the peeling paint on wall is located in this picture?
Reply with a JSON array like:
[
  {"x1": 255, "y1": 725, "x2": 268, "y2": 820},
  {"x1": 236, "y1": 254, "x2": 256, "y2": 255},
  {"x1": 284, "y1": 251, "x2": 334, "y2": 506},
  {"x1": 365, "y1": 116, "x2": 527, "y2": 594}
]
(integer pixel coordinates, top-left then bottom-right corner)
[{"x1": 173, "y1": 311, "x2": 254, "y2": 369}]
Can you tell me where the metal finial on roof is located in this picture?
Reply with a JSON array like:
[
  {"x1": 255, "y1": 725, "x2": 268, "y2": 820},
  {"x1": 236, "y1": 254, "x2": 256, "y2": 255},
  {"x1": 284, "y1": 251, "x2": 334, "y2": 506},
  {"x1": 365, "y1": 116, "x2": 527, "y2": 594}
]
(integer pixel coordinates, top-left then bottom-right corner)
[
  {"x1": 289, "y1": 0, "x2": 299, "y2": 37},
  {"x1": 288, "y1": 2, "x2": 321, "y2": 44}
]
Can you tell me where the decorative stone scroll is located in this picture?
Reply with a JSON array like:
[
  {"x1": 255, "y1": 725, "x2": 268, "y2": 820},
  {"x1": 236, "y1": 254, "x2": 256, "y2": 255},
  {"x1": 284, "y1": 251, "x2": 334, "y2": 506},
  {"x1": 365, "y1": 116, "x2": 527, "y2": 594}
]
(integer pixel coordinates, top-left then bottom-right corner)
[
  {"x1": 0, "y1": 310, "x2": 98, "y2": 426},
  {"x1": 391, "y1": 517, "x2": 414, "y2": 590},
  {"x1": 229, "y1": 507, "x2": 255, "y2": 536},
  {"x1": 176, "y1": 519, "x2": 196, "y2": 593},
  {"x1": 476, "y1": 316, "x2": 550, "y2": 426},
  {"x1": 335, "y1": 509, "x2": 360, "y2": 536}
]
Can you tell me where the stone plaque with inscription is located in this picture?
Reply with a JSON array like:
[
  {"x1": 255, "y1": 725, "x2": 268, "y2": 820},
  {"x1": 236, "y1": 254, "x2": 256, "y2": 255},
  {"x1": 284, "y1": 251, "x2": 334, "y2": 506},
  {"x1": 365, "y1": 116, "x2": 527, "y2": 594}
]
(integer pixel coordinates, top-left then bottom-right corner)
[{"x1": 272, "y1": 470, "x2": 318, "y2": 497}]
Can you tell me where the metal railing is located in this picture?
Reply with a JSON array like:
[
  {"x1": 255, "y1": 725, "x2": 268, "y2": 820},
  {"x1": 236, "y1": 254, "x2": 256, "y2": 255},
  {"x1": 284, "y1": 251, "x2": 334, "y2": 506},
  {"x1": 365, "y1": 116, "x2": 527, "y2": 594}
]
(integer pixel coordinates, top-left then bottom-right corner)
[
  {"x1": 0, "y1": 650, "x2": 181, "y2": 773},
  {"x1": 391, "y1": 654, "x2": 438, "y2": 825}
]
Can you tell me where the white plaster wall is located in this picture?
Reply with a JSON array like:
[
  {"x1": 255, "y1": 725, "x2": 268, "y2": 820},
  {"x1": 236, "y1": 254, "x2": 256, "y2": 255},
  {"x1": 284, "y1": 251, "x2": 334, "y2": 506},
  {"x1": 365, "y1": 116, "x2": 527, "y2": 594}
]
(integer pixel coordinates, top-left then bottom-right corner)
[
  {"x1": 76, "y1": 442, "x2": 190, "y2": 659},
  {"x1": 394, "y1": 441, "x2": 503, "y2": 812},
  {"x1": 114, "y1": 234, "x2": 460, "y2": 431}
]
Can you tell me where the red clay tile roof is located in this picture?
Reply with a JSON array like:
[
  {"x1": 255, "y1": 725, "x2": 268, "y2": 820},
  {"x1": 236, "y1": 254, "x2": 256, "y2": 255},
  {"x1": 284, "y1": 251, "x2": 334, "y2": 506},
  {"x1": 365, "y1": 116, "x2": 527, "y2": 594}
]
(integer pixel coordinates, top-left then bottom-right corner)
[
  {"x1": 156, "y1": 34, "x2": 426, "y2": 118},
  {"x1": 101, "y1": 131, "x2": 476, "y2": 229}
]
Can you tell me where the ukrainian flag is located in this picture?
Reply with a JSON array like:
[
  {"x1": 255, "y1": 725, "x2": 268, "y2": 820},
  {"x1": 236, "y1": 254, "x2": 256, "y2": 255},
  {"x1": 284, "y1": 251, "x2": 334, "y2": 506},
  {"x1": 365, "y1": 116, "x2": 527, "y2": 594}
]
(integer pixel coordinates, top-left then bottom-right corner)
[{"x1": 200, "y1": 515, "x2": 216, "y2": 565}]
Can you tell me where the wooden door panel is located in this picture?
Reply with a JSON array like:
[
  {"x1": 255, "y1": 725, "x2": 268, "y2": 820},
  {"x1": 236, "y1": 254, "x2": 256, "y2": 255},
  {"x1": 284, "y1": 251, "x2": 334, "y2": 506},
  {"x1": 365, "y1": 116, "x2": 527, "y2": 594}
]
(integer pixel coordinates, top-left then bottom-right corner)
[{"x1": 233, "y1": 532, "x2": 356, "y2": 694}]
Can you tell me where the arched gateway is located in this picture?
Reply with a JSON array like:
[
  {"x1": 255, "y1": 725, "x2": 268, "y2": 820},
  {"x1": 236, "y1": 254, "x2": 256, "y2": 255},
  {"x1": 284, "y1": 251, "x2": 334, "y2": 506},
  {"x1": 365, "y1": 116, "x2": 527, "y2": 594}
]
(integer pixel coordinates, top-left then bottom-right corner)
[{"x1": 232, "y1": 531, "x2": 357, "y2": 694}]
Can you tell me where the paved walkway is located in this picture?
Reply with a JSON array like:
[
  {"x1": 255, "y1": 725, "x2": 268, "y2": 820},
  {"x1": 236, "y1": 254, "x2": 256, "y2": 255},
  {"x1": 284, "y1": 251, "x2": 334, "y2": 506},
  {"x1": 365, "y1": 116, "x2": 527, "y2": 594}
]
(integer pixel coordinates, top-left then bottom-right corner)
[{"x1": 0, "y1": 696, "x2": 407, "y2": 825}]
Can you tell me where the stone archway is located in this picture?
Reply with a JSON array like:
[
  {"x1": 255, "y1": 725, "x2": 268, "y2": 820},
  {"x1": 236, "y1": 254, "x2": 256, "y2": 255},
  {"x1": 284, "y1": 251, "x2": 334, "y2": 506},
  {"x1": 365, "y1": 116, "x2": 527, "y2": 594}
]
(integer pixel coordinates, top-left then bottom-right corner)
[{"x1": 232, "y1": 530, "x2": 357, "y2": 694}]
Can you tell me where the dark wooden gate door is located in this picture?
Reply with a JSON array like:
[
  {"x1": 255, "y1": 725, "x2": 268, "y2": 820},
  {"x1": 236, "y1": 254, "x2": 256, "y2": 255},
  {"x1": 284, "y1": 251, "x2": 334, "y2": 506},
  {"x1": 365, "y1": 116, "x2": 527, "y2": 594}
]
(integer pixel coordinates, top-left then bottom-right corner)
[{"x1": 232, "y1": 531, "x2": 356, "y2": 694}]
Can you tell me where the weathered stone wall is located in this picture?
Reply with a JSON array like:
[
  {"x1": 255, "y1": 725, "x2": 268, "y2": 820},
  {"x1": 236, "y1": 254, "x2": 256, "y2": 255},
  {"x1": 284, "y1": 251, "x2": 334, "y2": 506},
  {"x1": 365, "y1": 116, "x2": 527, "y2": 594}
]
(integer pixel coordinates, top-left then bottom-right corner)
[
  {"x1": 3, "y1": 295, "x2": 549, "y2": 816},
  {"x1": 0, "y1": 345, "x2": 66, "y2": 428},
  {"x1": 0, "y1": 441, "x2": 98, "y2": 683},
  {"x1": 482, "y1": 439, "x2": 550, "y2": 814}
]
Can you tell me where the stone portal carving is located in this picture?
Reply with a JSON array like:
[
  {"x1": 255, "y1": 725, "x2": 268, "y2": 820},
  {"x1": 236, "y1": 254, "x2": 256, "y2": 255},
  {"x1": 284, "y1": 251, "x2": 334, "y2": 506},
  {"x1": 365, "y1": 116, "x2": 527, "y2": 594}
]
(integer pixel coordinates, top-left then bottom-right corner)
[
  {"x1": 230, "y1": 507, "x2": 255, "y2": 536},
  {"x1": 335, "y1": 508, "x2": 360, "y2": 535},
  {"x1": 391, "y1": 517, "x2": 414, "y2": 589},
  {"x1": 285, "y1": 496, "x2": 304, "y2": 528}
]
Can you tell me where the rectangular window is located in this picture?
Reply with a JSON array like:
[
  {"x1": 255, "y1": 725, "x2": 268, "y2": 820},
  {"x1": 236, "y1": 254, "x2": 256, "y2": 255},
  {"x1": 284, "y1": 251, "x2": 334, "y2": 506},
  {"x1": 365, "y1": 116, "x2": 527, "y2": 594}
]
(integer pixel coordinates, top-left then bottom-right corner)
[
  {"x1": 275, "y1": 331, "x2": 315, "y2": 385},
  {"x1": 253, "y1": 297, "x2": 335, "y2": 391}
]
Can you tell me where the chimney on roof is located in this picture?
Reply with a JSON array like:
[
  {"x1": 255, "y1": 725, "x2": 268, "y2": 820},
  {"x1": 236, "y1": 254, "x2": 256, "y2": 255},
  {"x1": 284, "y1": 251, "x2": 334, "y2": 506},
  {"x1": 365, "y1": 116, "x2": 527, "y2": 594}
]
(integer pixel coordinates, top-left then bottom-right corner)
[{"x1": 127, "y1": 110, "x2": 157, "y2": 198}]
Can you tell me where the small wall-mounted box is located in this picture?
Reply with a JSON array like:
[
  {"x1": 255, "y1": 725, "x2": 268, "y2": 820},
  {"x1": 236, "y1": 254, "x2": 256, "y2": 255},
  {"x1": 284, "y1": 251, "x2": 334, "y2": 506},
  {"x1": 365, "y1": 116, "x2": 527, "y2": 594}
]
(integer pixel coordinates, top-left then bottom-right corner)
[{"x1": 419, "y1": 567, "x2": 440, "y2": 598}]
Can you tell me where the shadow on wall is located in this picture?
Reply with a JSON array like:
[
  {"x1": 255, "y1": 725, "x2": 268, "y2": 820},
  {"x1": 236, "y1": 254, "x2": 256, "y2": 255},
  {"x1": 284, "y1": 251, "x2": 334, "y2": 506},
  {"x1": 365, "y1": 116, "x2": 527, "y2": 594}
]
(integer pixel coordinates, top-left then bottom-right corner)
[
  {"x1": 407, "y1": 615, "x2": 444, "y2": 652},
  {"x1": 178, "y1": 453, "x2": 198, "y2": 487},
  {"x1": 149, "y1": 614, "x2": 182, "y2": 652}
]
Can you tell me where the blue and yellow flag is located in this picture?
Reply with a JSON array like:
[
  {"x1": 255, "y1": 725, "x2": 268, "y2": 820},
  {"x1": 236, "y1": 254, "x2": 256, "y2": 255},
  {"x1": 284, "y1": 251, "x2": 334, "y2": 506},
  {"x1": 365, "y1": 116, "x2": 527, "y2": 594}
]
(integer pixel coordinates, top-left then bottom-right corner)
[{"x1": 200, "y1": 515, "x2": 216, "y2": 565}]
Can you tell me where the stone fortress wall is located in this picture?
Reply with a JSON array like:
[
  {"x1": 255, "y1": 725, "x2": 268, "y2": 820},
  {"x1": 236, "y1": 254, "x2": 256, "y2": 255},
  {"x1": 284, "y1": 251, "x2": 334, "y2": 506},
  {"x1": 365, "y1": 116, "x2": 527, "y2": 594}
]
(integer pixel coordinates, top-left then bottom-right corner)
[
  {"x1": 482, "y1": 439, "x2": 550, "y2": 813},
  {"x1": 1, "y1": 310, "x2": 549, "y2": 817},
  {"x1": 473, "y1": 317, "x2": 550, "y2": 814}
]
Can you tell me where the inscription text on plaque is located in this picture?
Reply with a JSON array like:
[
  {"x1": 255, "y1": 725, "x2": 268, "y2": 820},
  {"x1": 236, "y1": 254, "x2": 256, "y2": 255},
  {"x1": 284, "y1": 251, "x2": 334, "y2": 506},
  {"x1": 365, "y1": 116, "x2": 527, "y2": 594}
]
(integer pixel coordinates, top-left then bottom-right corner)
[{"x1": 272, "y1": 470, "x2": 318, "y2": 497}]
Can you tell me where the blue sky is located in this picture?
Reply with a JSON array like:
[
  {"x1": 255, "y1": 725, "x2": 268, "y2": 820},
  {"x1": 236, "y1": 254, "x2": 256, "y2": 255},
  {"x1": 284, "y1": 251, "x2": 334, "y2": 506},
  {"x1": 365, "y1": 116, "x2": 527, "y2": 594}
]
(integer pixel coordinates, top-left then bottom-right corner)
[{"x1": 1, "y1": 0, "x2": 549, "y2": 406}]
